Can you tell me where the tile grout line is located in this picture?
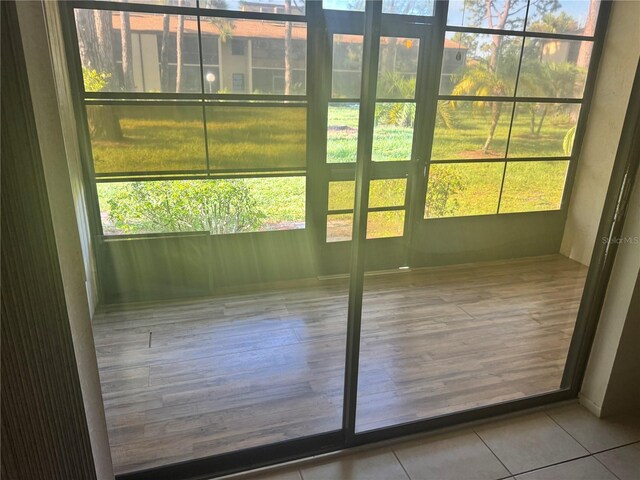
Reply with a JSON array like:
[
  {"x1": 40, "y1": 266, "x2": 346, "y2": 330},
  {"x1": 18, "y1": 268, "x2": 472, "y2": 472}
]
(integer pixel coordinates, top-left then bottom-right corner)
[
  {"x1": 591, "y1": 454, "x2": 623, "y2": 480},
  {"x1": 472, "y1": 429, "x2": 514, "y2": 477},
  {"x1": 390, "y1": 448, "x2": 412, "y2": 480},
  {"x1": 544, "y1": 410, "x2": 593, "y2": 453}
]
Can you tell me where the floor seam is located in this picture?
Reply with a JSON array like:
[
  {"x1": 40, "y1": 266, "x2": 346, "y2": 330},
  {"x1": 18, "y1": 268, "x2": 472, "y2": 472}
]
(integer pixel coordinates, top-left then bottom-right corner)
[
  {"x1": 390, "y1": 448, "x2": 412, "y2": 480},
  {"x1": 591, "y1": 453, "x2": 623, "y2": 480},
  {"x1": 544, "y1": 410, "x2": 592, "y2": 453},
  {"x1": 473, "y1": 431, "x2": 513, "y2": 477}
]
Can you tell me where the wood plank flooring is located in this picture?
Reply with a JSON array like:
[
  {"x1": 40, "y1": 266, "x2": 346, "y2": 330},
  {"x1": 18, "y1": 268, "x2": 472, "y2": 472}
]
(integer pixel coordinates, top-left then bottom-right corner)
[{"x1": 92, "y1": 254, "x2": 588, "y2": 474}]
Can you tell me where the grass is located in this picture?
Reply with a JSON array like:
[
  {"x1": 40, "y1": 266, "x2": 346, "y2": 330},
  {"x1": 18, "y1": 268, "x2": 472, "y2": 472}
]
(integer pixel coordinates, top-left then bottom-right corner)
[{"x1": 95, "y1": 103, "x2": 573, "y2": 235}]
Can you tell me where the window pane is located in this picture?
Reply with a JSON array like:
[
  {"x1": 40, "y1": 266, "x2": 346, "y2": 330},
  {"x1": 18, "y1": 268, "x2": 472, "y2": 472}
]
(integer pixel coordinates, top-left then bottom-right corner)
[
  {"x1": 75, "y1": 10, "x2": 201, "y2": 93},
  {"x1": 425, "y1": 163, "x2": 504, "y2": 218},
  {"x1": 507, "y1": 103, "x2": 581, "y2": 158},
  {"x1": 383, "y1": 0, "x2": 434, "y2": 16},
  {"x1": 323, "y1": 0, "x2": 364, "y2": 12},
  {"x1": 328, "y1": 181, "x2": 355, "y2": 211},
  {"x1": 205, "y1": 106, "x2": 306, "y2": 170},
  {"x1": 499, "y1": 161, "x2": 569, "y2": 213},
  {"x1": 518, "y1": 38, "x2": 592, "y2": 98},
  {"x1": 88, "y1": 105, "x2": 206, "y2": 174},
  {"x1": 90, "y1": 0, "x2": 197, "y2": 6},
  {"x1": 201, "y1": 0, "x2": 305, "y2": 15},
  {"x1": 372, "y1": 102, "x2": 415, "y2": 162},
  {"x1": 377, "y1": 37, "x2": 420, "y2": 99},
  {"x1": 201, "y1": 18, "x2": 307, "y2": 95},
  {"x1": 447, "y1": 0, "x2": 526, "y2": 30},
  {"x1": 97, "y1": 177, "x2": 305, "y2": 235},
  {"x1": 527, "y1": 0, "x2": 600, "y2": 36},
  {"x1": 432, "y1": 101, "x2": 513, "y2": 160},
  {"x1": 328, "y1": 103, "x2": 359, "y2": 163},
  {"x1": 369, "y1": 179, "x2": 406, "y2": 208},
  {"x1": 327, "y1": 213, "x2": 353, "y2": 242},
  {"x1": 332, "y1": 34, "x2": 363, "y2": 99},
  {"x1": 439, "y1": 32, "x2": 522, "y2": 96},
  {"x1": 367, "y1": 210, "x2": 405, "y2": 239}
]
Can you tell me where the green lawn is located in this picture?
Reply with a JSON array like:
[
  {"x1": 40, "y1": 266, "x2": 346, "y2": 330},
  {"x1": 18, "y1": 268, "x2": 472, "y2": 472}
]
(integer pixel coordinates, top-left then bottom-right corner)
[{"x1": 96, "y1": 102, "x2": 573, "y2": 235}]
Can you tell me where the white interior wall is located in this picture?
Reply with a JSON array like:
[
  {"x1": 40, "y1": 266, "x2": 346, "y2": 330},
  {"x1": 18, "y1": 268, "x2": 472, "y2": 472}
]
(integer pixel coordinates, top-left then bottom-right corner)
[{"x1": 560, "y1": 0, "x2": 640, "y2": 266}]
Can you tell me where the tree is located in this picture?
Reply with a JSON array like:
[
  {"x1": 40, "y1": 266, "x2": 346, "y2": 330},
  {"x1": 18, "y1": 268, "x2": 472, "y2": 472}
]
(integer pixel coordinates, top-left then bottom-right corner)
[
  {"x1": 106, "y1": 180, "x2": 266, "y2": 234},
  {"x1": 76, "y1": 9, "x2": 122, "y2": 140},
  {"x1": 425, "y1": 167, "x2": 464, "y2": 218},
  {"x1": 175, "y1": 0, "x2": 185, "y2": 93},
  {"x1": 120, "y1": 9, "x2": 134, "y2": 90},
  {"x1": 159, "y1": 15, "x2": 171, "y2": 91},
  {"x1": 284, "y1": 0, "x2": 293, "y2": 95}
]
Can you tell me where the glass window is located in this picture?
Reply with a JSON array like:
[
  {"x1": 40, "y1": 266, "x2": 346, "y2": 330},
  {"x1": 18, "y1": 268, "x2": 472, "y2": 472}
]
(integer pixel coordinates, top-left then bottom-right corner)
[
  {"x1": 327, "y1": 103, "x2": 360, "y2": 164},
  {"x1": 200, "y1": 18, "x2": 307, "y2": 95},
  {"x1": 328, "y1": 181, "x2": 355, "y2": 211},
  {"x1": 88, "y1": 104, "x2": 206, "y2": 174},
  {"x1": 372, "y1": 102, "x2": 415, "y2": 162},
  {"x1": 205, "y1": 106, "x2": 306, "y2": 170},
  {"x1": 369, "y1": 179, "x2": 406, "y2": 208},
  {"x1": 91, "y1": 0, "x2": 197, "y2": 5},
  {"x1": 201, "y1": 0, "x2": 306, "y2": 15},
  {"x1": 527, "y1": 0, "x2": 600, "y2": 36},
  {"x1": 327, "y1": 213, "x2": 353, "y2": 242},
  {"x1": 517, "y1": 38, "x2": 592, "y2": 98},
  {"x1": 507, "y1": 103, "x2": 581, "y2": 158},
  {"x1": 377, "y1": 37, "x2": 420, "y2": 99},
  {"x1": 447, "y1": 0, "x2": 526, "y2": 30},
  {"x1": 367, "y1": 210, "x2": 405, "y2": 239},
  {"x1": 97, "y1": 177, "x2": 305, "y2": 235},
  {"x1": 431, "y1": 101, "x2": 513, "y2": 160},
  {"x1": 439, "y1": 32, "x2": 522, "y2": 96},
  {"x1": 383, "y1": 0, "x2": 434, "y2": 16},
  {"x1": 75, "y1": 10, "x2": 201, "y2": 93},
  {"x1": 323, "y1": 0, "x2": 364, "y2": 12},
  {"x1": 499, "y1": 161, "x2": 569, "y2": 213},
  {"x1": 425, "y1": 162, "x2": 504, "y2": 218},
  {"x1": 332, "y1": 34, "x2": 363, "y2": 99}
]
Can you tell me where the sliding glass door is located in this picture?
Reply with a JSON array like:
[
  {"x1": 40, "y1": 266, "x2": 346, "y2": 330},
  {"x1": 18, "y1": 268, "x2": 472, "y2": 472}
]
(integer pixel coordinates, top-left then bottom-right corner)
[{"x1": 61, "y1": 0, "x2": 614, "y2": 477}]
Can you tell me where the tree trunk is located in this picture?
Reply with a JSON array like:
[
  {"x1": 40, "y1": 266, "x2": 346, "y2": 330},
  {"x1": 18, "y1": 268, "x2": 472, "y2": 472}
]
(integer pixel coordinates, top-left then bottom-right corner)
[
  {"x1": 284, "y1": 0, "x2": 292, "y2": 95},
  {"x1": 536, "y1": 105, "x2": 548, "y2": 136},
  {"x1": 482, "y1": 102, "x2": 502, "y2": 153},
  {"x1": 176, "y1": 1, "x2": 185, "y2": 93},
  {"x1": 120, "y1": 11, "x2": 134, "y2": 90},
  {"x1": 92, "y1": 10, "x2": 122, "y2": 140},
  {"x1": 75, "y1": 9, "x2": 99, "y2": 70},
  {"x1": 160, "y1": 14, "x2": 170, "y2": 91}
]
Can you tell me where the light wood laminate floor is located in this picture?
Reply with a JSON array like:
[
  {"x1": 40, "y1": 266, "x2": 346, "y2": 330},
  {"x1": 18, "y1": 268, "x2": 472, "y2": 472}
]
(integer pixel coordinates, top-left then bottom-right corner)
[{"x1": 93, "y1": 254, "x2": 588, "y2": 474}]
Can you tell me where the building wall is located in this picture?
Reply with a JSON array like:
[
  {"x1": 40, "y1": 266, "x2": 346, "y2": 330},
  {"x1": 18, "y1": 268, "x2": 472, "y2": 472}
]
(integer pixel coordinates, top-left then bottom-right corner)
[
  {"x1": 15, "y1": 2, "x2": 114, "y2": 478},
  {"x1": 560, "y1": 0, "x2": 640, "y2": 265}
]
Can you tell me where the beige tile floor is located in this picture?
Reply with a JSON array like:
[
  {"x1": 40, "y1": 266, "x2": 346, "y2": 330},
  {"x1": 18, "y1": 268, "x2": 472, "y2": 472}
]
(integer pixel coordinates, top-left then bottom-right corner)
[{"x1": 223, "y1": 402, "x2": 640, "y2": 480}]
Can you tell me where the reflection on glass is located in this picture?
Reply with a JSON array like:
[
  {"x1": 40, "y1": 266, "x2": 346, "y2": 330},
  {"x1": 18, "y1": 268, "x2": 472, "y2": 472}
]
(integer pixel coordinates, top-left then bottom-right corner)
[
  {"x1": 200, "y1": 0, "x2": 306, "y2": 15},
  {"x1": 92, "y1": 0, "x2": 197, "y2": 5},
  {"x1": 367, "y1": 210, "x2": 405, "y2": 239},
  {"x1": 383, "y1": 0, "x2": 434, "y2": 15},
  {"x1": 440, "y1": 32, "x2": 522, "y2": 96},
  {"x1": 499, "y1": 161, "x2": 568, "y2": 213},
  {"x1": 75, "y1": 10, "x2": 201, "y2": 93},
  {"x1": 332, "y1": 34, "x2": 363, "y2": 99},
  {"x1": 88, "y1": 105, "x2": 206, "y2": 174},
  {"x1": 327, "y1": 213, "x2": 353, "y2": 242},
  {"x1": 201, "y1": 18, "x2": 307, "y2": 94},
  {"x1": 377, "y1": 37, "x2": 420, "y2": 99},
  {"x1": 425, "y1": 162, "x2": 504, "y2": 218},
  {"x1": 508, "y1": 103, "x2": 581, "y2": 157},
  {"x1": 518, "y1": 38, "x2": 591, "y2": 98},
  {"x1": 205, "y1": 106, "x2": 306, "y2": 170},
  {"x1": 323, "y1": 0, "x2": 364, "y2": 12},
  {"x1": 97, "y1": 177, "x2": 305, "y2": 235},
  {"x1": 369, "y1": 179, "x2": 406, "y2": 208},
  {"x1": 328, "y1": 181, "x2": 355, "y2": 211},
  {"x1": 527, "y1": 0, "x2": 600, "y2": 36},
  {"x1": 447, "y1": 0, "x2": 526, "y2": 30},
  {"x1": 432, "y1": 101, "x2": 513, "y2": 160},
  {"x1": 327, "y1": 103, "x2": 359, "y2": 163},
  {"x1": 372, "y1": 102, "x2": 415, "y2": 162}
]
